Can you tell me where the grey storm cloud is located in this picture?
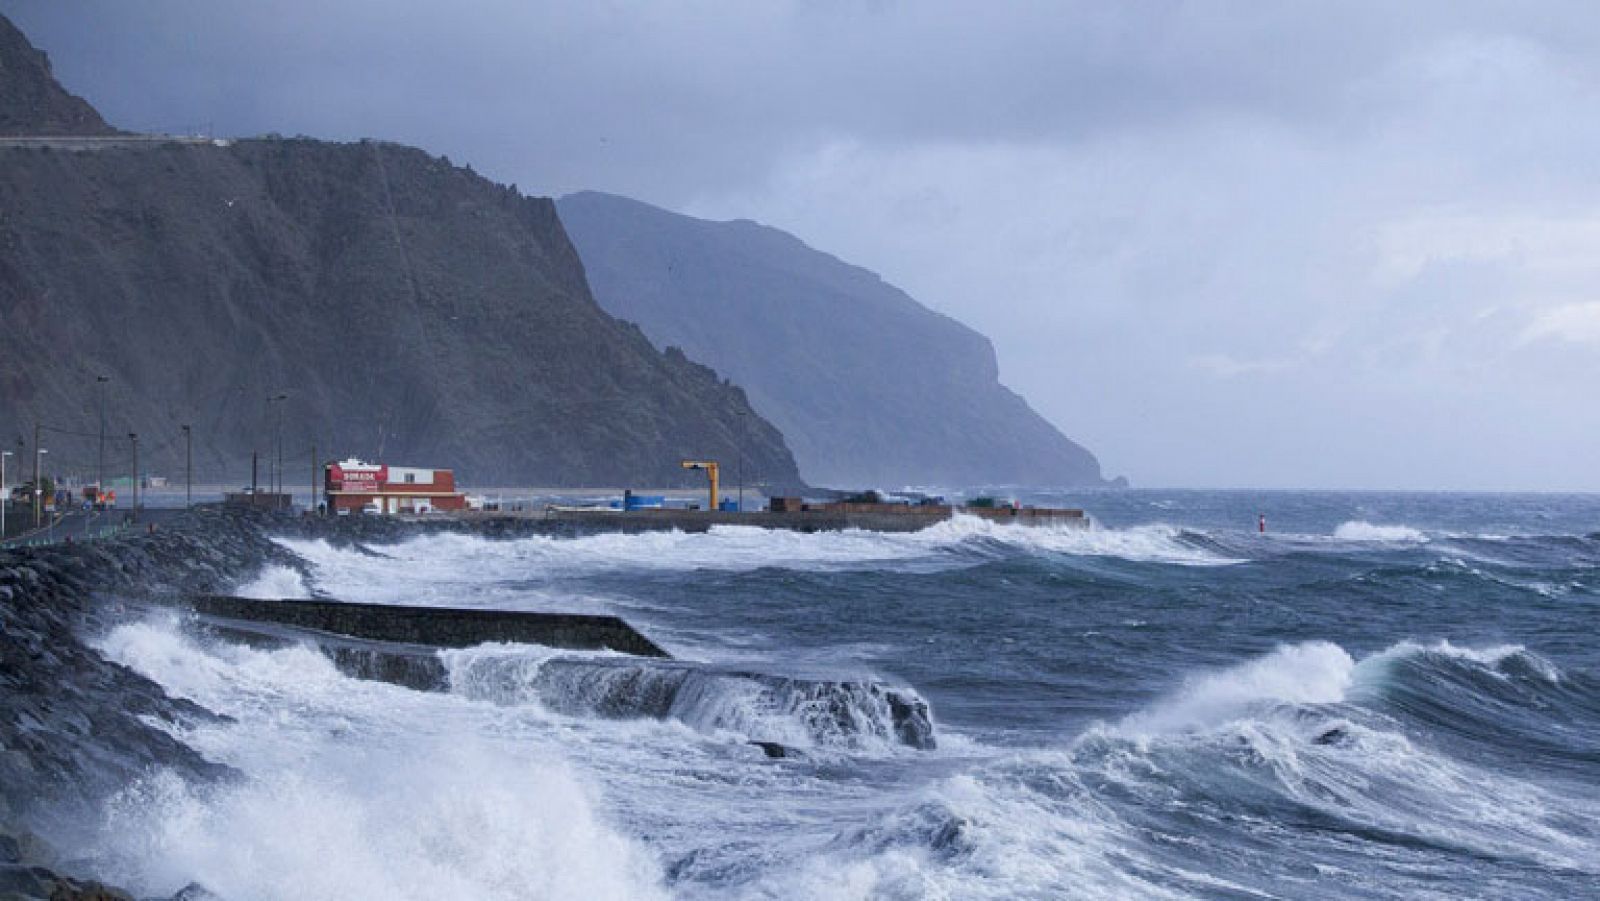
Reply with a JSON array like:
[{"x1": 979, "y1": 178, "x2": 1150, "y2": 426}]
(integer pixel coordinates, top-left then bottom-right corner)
[{"x1": 7, "y1": 0, "x2": 1600, "y2": 488}]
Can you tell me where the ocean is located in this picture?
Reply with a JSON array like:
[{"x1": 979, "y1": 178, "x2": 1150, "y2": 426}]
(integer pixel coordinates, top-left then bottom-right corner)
[{"x1": 87, "y1": 491, "x2": 1600, "y2": 899}]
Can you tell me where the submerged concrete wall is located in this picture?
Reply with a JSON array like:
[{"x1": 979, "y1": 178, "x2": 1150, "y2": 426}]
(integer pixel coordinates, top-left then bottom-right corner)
[{"x1": 191, "y1": 595, "x2": 670, "y2": 657}]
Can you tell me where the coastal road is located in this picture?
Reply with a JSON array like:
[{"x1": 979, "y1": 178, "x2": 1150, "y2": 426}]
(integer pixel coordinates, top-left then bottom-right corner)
[{"x1": 0, "y1": 134, "x2": 229, "y2": 150}]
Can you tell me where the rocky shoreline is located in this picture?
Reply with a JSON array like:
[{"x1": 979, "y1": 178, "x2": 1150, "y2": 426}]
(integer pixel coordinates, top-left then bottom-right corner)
[
  {"x1": 0, "y1": 507, "x2": 523, "y2": 899},
  {"x1": 0, "y1": 506, "x2": 739, "y2": 899},
  {"x1": 0, "y1": 507, "x2": 304, "y2": 899},
  {"x1": 0, "y1": 506, "x2": 940, "y2": 898}
]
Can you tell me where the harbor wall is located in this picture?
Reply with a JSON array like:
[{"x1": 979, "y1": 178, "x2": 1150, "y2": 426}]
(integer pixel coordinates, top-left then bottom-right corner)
[
  {"x1": 190, "y1": 595, "x2": 670, "y2": 657},
  {"x1": 441, "y1": 504, "x2": 1087, "y2": 534}
]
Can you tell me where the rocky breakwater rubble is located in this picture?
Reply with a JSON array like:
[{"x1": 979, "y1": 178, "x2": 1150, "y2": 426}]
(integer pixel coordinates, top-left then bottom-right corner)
[
  {"x1": 0, "y1": 507, "x2": 295, "y2": 900},
  {"x1": 0, "y1": 507, "x2": 946, "y2": 896}
]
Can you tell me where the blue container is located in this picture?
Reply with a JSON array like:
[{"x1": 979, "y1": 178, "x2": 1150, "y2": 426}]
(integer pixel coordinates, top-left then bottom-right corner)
[{"x1": 718, "y1": 499, "x2": 740, "y2": 512}]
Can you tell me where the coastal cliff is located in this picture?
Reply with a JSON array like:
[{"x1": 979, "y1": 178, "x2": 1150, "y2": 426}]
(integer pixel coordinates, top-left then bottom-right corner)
[
  {"x1": 0, "y1": 15, "x2": 802, "y2": 491},
  {"x1": 558, "y1": 191, "x2": 1112, "y2": 489}
]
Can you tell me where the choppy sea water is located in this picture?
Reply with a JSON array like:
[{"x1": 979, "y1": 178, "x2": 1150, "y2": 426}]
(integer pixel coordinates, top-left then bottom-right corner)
[{"x1": 91, "y1": 491, "x2": 1600, "y2": 899}]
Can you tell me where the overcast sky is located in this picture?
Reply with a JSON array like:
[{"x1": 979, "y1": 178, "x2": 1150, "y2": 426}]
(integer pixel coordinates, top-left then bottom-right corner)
[{"x1": 8, "y1": 1, "x2": 1599, "y2": 489}]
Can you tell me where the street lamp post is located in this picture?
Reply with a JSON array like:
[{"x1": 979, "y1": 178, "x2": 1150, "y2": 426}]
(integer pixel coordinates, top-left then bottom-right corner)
[
  {"x1": 267, "y1": 393, "x2": 288, "y2": 496},
  {"x1": 129, "y1": 432, "x2": 139, "y2": 522},
  {"x1": 1, "y1": 449, "x2": 12, "y2": 539},
  {"x1": 96, "y1": 375, "x2": 109, "y2": 493},
  {"x1": 33, "y1": 449, "x2": 48, "y2": 531},
  {"x1": 32, "y1": 423, "x2": 43, "y2": 529},
  {"x1": 181, "y1": 424, "x2": 192, "y2": 509},
  {"x1": 736, "y1": 410, "x2": 747, "y2": 513}
]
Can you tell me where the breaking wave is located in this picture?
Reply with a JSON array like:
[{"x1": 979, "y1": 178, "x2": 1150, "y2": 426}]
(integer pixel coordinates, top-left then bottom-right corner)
[
  {"x1": 1333, "y1": 520, "x2": 1428, "y2": 543},
  {"x1": 269, "y1": 518, "x2": 1240, "y2": 604},
  {"x1": 90, "y1": 620, "x2": 665, "y2": 901},
  {"x1": 750, "y1": 640, "x2": 1600, "y2": 898},
  {"x1": 1118, "y1": 640, "x2": 1356, "y2": 736},
  {"x1": 443, "y1": 645, "x2": 937, "y2": 753},
  {"x1": 233, "y1": 564, "x2": 313, "y2": 600}
]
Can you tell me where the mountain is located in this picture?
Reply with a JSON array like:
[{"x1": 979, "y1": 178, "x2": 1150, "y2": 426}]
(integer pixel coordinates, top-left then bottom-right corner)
[
  {"x1": 557, "y1": 191, "x2": 1112, "y2": 489},
  {"x1": 0, "y1": 16, "x2": 801, "y2": 491},
  {"x1": 0, "y1": 13, "x2": 113, "y2": 136}
]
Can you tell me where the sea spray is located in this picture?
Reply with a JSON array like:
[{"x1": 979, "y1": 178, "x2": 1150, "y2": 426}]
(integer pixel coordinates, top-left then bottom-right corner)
[
  {"x1": 75, "y1": 492, "x2": 1600, "y2": 899},
  {"x1": 233, "y1": 563, "x2": 313, "y2": 599},
  {"x1": 92, "y1": 621, "x2": 665, "y2": 901},
  {"x1": 1118, "y1": 641, "x2": 1357, "y2": 736},
  {"x1": 1333, "y1": 520, "x2": 1429, "y2": 543}
]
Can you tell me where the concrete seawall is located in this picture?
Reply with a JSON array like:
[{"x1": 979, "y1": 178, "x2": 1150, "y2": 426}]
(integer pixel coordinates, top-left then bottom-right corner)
[
  {"x1": 434, "y1": 504, "x2": 1088, "y2": 534},
  {"x1": 191, "y1": 595, "x2": 670, "y2": 657}
]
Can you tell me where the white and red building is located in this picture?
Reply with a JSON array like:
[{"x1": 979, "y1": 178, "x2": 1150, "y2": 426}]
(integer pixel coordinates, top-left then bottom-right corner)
[{"x1": 324, "y1": 458, "x2": 468, "y2": 515}]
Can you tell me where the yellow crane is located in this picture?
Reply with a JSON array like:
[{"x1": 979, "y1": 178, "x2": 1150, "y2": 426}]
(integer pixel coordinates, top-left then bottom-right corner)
[{"x1": 680, "y1": 459, "x2": 719, "y2": 511}]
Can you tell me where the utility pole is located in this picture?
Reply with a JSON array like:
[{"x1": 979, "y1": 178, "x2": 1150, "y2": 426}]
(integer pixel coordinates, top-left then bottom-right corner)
[
  {"x1": 267, "y1": 393, "x2": 288, "y2": 495},
  {"x1": 129, "y1": 432, "x2": 139, "y2": 522},
  {"x1": 96, "y1": 375, "x2": 109, "y2": 494},
  {"x1": 736, "y1": 410, "x2": 747, "y2": 513},
  {"x1": 32, "y1": 423, "x2": 42, "y2": 529},
  {"x1": 182, "y1": 424, "x2": 192, "y2": 509},
  {"x1": 1, "y1": 449, "x2": 12, "y2": 539}
]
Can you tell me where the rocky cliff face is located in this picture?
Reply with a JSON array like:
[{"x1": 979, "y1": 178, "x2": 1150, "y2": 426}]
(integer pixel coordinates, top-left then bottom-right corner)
[
  {"x1": 0, "y1": 17, "x2": 801, "y2": 491},
  {"x1": 558, "y1": 191, "x2": 1110, "y2": 489},
  {"x1": 0, "y1": 14, "x2": 112, "y2": 136}
]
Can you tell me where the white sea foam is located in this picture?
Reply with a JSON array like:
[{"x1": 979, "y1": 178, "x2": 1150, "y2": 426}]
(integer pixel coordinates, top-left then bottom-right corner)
[
  {"x1": 91, "y1": 621, "x2": 666, "y2": 901},
  {"x1": 1369, "y1": 639, "x2": 1562, "y2": 682},
  {"x1": 1119, "y1": 641, "x2": 1356, "y2": 736},
  {"x1": 1115, "y1": 637, "x2": 1569, "y2": 740},
  {"x1": 232, "y1": 564, "x2": 312, "y2": 599},
  {"x1": 101, "y1": 744, "x2": 664, "y2": 901},
  {"x1": 441, "y1": 644, "x2": 934, "y2": 754},
  {"x1": 270, "y1": 517, "x2": 1237, "y2": 604},
  {"x1": 1079, "y1": 640, "x2": 1600, "y2": 878},
  {"x1": 1332, "y1": 520, "x2": 1428, "y2": 543},
  {"x1": 741, "y1": 769, "x2": 1187, "y2": 900}
]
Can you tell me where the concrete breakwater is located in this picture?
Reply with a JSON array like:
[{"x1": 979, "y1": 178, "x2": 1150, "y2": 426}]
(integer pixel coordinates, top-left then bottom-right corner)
[
  {"x1": 440, "y1": 503, "x2": 1088, "y2": 534},
  {"x1": 192, "y1": 594, "x2": 669, "y2": 656},
  {"x1": 191, "y1": 596, "x2": 935, "y2": 752}
]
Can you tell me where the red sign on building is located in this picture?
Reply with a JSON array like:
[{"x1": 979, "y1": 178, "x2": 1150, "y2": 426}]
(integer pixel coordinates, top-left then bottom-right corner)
[
  {"x1": 323, "y1": 459, "x2": 467, "y2": 515},
  {"x1": 328, "y1": 462, "x2": 387, "y2": 493}
]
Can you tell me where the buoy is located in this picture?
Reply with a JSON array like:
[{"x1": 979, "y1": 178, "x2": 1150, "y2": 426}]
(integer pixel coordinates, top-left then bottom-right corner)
[{"x1": 1258, "y1": 513, "x2": 1266, "y2": 534}]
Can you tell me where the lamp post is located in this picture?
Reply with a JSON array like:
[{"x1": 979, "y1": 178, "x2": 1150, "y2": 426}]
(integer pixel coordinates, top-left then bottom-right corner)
[
  {"x1": 96, "y1": 375, "x2": 109, "y2": 493},
  {"x1": 32, "y1": 423, "x2": 43, "y2": 529},
  {"x1": 33, "y1": 449, "x2": 47, "y2": 530},
  {"x1": 736, "y1": 410, "x2": 747, "y2": 514},
  {"x1": 267, "y1": 393, "x2": 287, "y2": 495},
  {"x1": 129, "y1": 432, "x2": 139, "y2": 522},
  {"x1": 1, "y1": 449, "x2": 12, "y2": 539},
  {"x1": 181, "y1": 424, "x2": 192, "y2": 509}
]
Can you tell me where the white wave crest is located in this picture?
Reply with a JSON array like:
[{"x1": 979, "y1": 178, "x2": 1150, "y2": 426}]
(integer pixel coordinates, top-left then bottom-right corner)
[
  {"x1": 100, "y1": 744, "x2": 664, "y2": 901},
  {"x1": 1120, "y1": 642, "x2": 1356, "y2": 736},
  {"x1": 442, "y1": 645, "x2": 936, "y2": 753},
  {"x1": 1332, "y1": 520, "x2": 1428, "y2": 543},
  {"x1": 91, "y1": 620, "x2": 665, "y2": 901},
  {"x1": 1369, "y1": 639, "x2": 1563, "y2": 682},
  {"x1": 270, "y1": 518, "x2": 1237, "y2": 602},
  {"x1": 233, "y1": 564, "x2": 312, "y2": 600},
  {"x1": 948, "y1": 517, "x2": 1240, "y2": 566}
]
